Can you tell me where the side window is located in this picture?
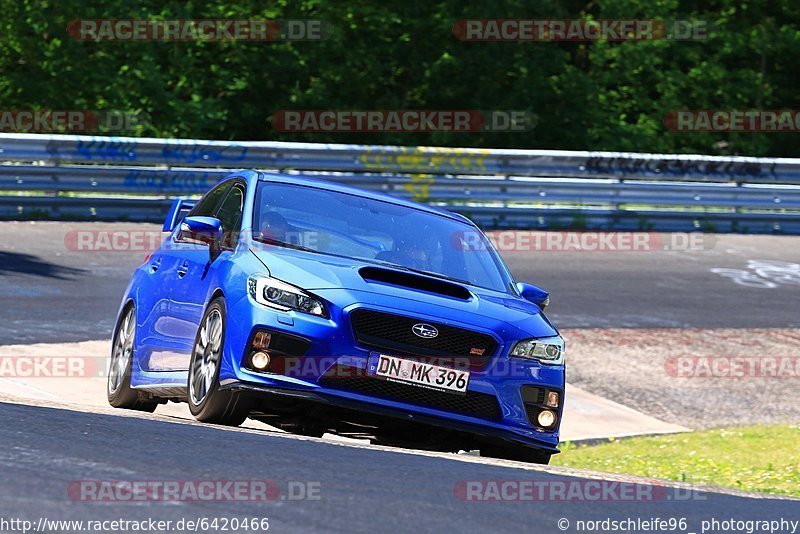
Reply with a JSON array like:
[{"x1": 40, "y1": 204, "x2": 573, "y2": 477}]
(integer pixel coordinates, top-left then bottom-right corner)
[
  {"x1": 189, "y1": 182, "x2": 230, "y2": 217},
  {"x1": 214, "y1": 184, "x2": 245, "y2": 249},
  {"x1": 176, "y1": 182, "x2": 231, "y2": 244}
]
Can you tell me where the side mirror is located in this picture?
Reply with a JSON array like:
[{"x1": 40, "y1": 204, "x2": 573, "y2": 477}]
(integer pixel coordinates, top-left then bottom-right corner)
[
  {"x1": 180, "y1": 216, "x2": 222, "y2": 257},
  {"x1": 516, "y1": 282, "x2": 550, "y2": 311}
]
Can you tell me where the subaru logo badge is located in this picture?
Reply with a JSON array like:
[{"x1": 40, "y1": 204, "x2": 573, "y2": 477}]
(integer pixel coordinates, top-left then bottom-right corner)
[{"x1": 412, "y1": 323, "x2": 439, "y2": 339}]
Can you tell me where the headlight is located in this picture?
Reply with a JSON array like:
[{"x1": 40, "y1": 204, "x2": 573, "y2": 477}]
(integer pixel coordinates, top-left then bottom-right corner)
[
  {"x1": 510, "y1": 335, "x2": 564, "y2": 365},
  {"x1": 248, "y1": 275, "x2": 327, "y2": 317}
]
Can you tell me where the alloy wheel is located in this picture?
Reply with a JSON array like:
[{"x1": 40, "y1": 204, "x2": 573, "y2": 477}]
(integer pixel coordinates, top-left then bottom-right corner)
[
  {"x1": 189, "y1": 309, "x2": 223, "y2": 405},
  {"x1": 108, "y1": 307, "x2": 134, "y2": 395}
]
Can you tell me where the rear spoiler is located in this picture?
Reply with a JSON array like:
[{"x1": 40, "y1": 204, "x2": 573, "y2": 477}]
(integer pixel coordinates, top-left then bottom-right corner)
[{"x1": 163, "y1": 197, "x2": 197, "y2": 232}]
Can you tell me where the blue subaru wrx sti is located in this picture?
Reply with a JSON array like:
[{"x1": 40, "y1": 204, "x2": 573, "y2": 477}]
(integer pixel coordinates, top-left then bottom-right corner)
[{"x1": 108, "y1": 170, "x2": 565, "y2": 463}]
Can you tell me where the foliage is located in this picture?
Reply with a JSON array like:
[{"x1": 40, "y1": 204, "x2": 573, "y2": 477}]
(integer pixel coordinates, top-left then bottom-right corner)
[{"x1": 0, "y1": 0, "x2": 798, "y2": 155}]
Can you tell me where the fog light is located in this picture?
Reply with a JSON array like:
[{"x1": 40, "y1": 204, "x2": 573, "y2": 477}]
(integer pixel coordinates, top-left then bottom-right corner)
[
  {"x1": 537, "y1": 409, "x2": 557, "y2": 428},
  {"x1": 546, "y1": 391, "x2": 559, "y2": 408},
  {"x1": 252, "y1": 331, "x2": 272, "y2": 349},
  {"x1": 250, "y1": 351, "x2": 271, "y2": 371}
]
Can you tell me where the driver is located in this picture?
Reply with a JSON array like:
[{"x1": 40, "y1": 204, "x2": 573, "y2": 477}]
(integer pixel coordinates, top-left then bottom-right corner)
[
  {"x1": 259, "y1": 211, "x2": 290, "y2": 242},
  {"x1": 389, "y1": 235, "x2": 438, "y2": 271}
]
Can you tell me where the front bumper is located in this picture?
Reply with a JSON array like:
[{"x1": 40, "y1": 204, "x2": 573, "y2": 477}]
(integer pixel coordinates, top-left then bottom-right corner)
[{"x1": 221, "y1": 291, "x2": 565, "y2": 452}]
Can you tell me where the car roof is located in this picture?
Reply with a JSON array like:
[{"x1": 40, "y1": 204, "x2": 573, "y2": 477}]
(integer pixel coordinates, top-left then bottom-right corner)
[{"x1": 254, "y1": 170, "x2": 474, "y2": 225}]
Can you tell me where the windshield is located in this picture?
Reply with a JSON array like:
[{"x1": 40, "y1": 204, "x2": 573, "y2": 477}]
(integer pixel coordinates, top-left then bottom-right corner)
[{"x1": 253, "y1": 181, "x2": 512, "y2": 293}]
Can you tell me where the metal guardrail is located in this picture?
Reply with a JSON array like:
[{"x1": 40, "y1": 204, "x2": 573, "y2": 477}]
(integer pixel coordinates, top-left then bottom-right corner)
[{"x1": 1, "y1": 133, "x2": 800, "y2": 233}]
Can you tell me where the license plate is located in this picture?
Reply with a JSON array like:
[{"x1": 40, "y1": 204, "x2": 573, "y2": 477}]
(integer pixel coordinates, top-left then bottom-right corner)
[{"x1": 368, "y1": 354, "x2": 470, "y2": 394}]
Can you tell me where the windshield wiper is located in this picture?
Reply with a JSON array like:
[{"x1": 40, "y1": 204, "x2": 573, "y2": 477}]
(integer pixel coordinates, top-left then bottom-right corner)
[{"x1": 252, "y1": 235, "x2": 321, "y2": 254}]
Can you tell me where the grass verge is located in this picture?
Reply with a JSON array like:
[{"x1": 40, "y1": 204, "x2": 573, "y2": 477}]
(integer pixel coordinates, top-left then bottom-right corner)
[{"x1": 552, "y1": 425, "x2": 800, "y2": 498}]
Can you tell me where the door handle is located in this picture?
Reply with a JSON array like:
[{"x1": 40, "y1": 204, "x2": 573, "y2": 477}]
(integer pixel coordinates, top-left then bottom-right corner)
[{"x1": 177, "y1": 261, "x2": 189, "y2": 277}]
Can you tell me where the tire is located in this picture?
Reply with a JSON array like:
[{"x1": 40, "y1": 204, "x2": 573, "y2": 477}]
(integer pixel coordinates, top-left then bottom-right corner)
[
  {"x1": 188, "y1": 297, "x2": 251, "y2": 426},
  {"x1": 107, "y1": 305, "x2": 159, "y2": 412},
  {"x1": 481, "y1": 443, "x2": 552, "y2": 465}
]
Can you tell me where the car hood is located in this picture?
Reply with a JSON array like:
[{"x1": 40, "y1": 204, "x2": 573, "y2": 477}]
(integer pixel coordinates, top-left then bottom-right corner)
[{"x1": 249, "y1": 246, "x2": 558, "y2": 337}]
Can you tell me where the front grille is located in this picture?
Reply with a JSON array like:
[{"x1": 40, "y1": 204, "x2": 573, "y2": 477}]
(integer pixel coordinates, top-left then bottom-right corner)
[
  {"x1": 320, "y1": 364, "x2": 502, "y2": 421},
  {"x1": 350, "y1": 309, "x2": 498, "y2": 369}
]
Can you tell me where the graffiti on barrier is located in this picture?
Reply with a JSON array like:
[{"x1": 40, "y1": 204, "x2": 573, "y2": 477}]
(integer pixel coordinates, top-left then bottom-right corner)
[
  {"x1": 123, "y1": 170, "x2": 221, "y2": 192},
  {"x1": 160, "y1": 144, "x2": 248, "y2": 164},
  {"x1": 67, "y1": 139, "x2": 249, "y2": 163},
  {"x1": 583, "y1": 156, "x2": 777, "y2": 179}
]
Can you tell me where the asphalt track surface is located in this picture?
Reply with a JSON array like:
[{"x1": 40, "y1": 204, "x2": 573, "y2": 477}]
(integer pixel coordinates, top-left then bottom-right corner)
[
  {"x1": 0, "y1": 222, "x2": 799, "y2": 344},
  {"x1": 1, "y1": 401, "x2": 796, "y2": 533},
  {"x1": 1, "y1": 222, "x2": 799, "y2": 530}
]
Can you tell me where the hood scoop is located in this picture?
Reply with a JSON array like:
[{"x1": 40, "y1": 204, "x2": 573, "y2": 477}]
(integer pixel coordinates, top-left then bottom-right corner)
[{"x1": 359, "y1": 266, "x2": 471, "y2": 300}]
